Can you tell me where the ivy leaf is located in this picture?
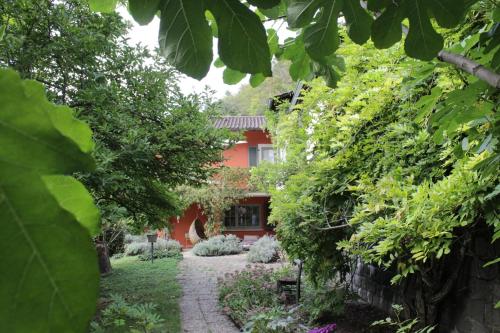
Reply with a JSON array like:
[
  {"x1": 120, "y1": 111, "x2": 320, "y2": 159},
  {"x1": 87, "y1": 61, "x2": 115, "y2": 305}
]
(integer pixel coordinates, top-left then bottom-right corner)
[
  {"x1": 43, "y1": 176, "x2": 100, "y2": 236},
  {"x1": 159, "y1": 0, "x2": 213, "y2": 80},
  {"x1": 287, "y1": 0, "x2": 324, "y2": 28},
  {"x1": 303, "y1": 0, "x2": 342, "y2": 61},
  {"x1": 247, "y1": 0, "x2": 281, "y2": 9},
  {"x1": 342, "y1": 0, "x2": 373, "y2": 44},
  {"x1": 128, "y1": 0, "x2": 161, "y2": 25},
  {"x1": 223, "y1": 68, "x2": 246, "y2": 84},
  {"x1": 207, "y1": 0, "x2": 272, "y2": 76},
  {"x1": 0, "y1": 69, "x2": 99, "y2": 332},
  {"x1": 87, "y1": 0, "x2": 118, "y2": 12}
]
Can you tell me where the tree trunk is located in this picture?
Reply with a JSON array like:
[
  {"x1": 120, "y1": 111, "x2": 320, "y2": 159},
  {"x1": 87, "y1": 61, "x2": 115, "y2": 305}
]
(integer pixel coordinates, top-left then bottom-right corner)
[{"x1": 96, "y1": 240, "x2": 112, "y2": 275}]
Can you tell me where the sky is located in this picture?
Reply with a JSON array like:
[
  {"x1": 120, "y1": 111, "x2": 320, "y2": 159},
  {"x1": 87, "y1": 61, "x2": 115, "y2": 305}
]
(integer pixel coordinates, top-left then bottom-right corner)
[
  {"x1": 117, "y1": 7, "x2": 243, "y2": 99},
  {"x1": 117, "y1": 6, "x2": 294, "y2": 99}
]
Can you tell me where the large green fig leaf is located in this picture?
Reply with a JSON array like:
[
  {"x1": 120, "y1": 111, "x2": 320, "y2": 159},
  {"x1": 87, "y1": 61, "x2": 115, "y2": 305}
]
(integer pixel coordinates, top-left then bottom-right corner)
[
  {"x1": 287, "y1": 0, "x2": 325, "y2": 28},
  {"x1": 129, "y1": 0, "x2": 161, "y2": 25},
  {"x1": 206, "y1": 0, "x2": 272, "y2": 76},
  {"x1": 44, "y1": 175, "x2": 101, "y2": 237},
  {"x1": 159, "y1": 0, "x2": 213, "y2": 79},
  {"x1": 247, "y1": 0, "x2": 281, "y2": 9},
  {"x1": 372, "y1": 0, "x2": 470, "y2": 60},
  {"x1": 88, "y1": 0, "x2": 118, "y2": 12},
  {"x1": 303, "y1": 0, "x2": 343, "y2": 61},
  {"x1": 0, "y1": 69, "x2": 99, "y2": 333}
]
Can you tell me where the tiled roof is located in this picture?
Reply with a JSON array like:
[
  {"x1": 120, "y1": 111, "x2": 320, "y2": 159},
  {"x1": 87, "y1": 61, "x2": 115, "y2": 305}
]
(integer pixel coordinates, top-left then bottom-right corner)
[{"x1": 214, "y1": 116, "x2": 266, "y2": 130}]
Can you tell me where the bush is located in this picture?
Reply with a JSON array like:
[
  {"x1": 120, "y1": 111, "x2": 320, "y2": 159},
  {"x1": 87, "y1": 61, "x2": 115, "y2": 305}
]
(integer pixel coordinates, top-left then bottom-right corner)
[
  {"x1": 124, "y1": 242, "x2": 150, "y2": 256},
  {"x1": 247, "y1": 236, "x2": 280, "y2": 263},
  {"x1": 218, "y1": 265, "x2": 279, "y2": 327},
  {"x1": 124, "y1": 238, "x2": 182, "y2": 257},
  {"x1": 192, "y1": 235, "x2": 242, "y2": 256},
  {"x1": 138, "y1": 249, "x2": 182, "y2": 261},
  {"x1": 218, "y1": 265, "x2": 345, "y2": 332},
  {"x1": 124, "y1": 234, "x2": 146, "y2": 244}
]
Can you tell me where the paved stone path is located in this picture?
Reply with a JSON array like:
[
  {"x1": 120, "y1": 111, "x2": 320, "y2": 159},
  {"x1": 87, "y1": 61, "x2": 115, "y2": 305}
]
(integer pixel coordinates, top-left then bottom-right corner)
[{"x1": 178, "y1": 251, "x2": 283, "y2": 333}]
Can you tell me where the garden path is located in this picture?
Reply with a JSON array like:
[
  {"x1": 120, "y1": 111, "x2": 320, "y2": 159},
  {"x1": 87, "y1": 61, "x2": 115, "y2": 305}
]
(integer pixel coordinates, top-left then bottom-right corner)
[{"x1": 178, "y1": 251, "x2": 282, "y2": 333}]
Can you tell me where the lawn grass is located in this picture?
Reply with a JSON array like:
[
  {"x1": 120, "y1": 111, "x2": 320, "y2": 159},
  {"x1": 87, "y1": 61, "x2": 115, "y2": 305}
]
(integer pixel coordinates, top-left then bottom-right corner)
[{"x1": 100, "y1": 256, "x2": 182, "y2": 333}]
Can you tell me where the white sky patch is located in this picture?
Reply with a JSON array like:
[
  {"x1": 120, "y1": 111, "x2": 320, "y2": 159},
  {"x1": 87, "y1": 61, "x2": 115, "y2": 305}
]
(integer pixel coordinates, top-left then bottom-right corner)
[{"x1": 117, "y1": 6, "x2": 295, "y2": 99}]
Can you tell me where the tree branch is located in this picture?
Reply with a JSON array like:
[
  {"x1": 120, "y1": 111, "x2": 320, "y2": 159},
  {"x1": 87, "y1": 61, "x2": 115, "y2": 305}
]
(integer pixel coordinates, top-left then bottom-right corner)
[
  {"x1": 437, "y1": 51, "x2": 500, "y2": 89},
  {"x1": 359, "y1": 1, "x2": 500, "y2": 89}
]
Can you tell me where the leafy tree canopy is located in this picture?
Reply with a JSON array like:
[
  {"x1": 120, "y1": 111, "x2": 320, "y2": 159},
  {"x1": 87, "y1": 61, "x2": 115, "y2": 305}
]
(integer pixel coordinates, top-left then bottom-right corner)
[{"x1": 0, "y1": 0, "x2": 232, "y2": 231}]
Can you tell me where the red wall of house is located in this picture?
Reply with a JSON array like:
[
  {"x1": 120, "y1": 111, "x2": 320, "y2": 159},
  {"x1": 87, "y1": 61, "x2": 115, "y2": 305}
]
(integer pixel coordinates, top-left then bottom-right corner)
[
  {"x1": 169, "y1": 129, "x2": 274, "y2": 248},
  {"x1": 223, "y1": 130, "x2": 272, "y2": 168},
  {"x1": 169, "y1": 197, "x2": 274, "y2": 248}
]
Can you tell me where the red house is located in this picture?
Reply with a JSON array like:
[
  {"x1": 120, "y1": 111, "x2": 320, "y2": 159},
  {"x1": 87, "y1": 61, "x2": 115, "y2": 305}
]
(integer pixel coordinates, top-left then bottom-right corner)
[{"x1": 169, "y1": 116, "x2": 276, "y2": 248}]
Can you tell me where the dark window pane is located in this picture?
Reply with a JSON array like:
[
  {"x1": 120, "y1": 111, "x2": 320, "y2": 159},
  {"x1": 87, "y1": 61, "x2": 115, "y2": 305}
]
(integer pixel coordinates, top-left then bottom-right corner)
[
  {"x1": 224, "y1": 206, "x2": 236, "y2": 227},
  {"x1": 249, "y1": 147, "x2": 258, "y2": 167}
]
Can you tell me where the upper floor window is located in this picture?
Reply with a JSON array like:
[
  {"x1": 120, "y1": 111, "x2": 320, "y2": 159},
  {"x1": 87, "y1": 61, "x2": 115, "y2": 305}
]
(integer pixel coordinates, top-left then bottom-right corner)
[{"x1": 249, "y1": 144, "x2": 275, "y2": 167}]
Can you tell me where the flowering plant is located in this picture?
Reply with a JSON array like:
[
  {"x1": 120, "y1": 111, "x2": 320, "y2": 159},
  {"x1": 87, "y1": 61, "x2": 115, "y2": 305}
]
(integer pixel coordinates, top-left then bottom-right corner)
[{"x1": 308, "y1": 323, "x2": 337, "y2": 333}]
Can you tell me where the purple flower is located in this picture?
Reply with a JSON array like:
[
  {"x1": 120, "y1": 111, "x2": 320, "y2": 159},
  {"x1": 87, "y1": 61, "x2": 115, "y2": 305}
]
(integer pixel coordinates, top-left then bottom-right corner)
[{"x1": 308, "y1": 323, "x2": 337, "y2": 333}]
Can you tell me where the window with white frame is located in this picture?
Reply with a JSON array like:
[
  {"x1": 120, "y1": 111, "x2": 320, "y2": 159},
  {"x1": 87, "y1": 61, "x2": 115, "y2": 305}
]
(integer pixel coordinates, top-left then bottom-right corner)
[
  {"x1": 224, "y1": 205, "x2": 261, "y2": 229},
  {"x1": 248, "y1": 144, "x2": 276, "y2": 167}
]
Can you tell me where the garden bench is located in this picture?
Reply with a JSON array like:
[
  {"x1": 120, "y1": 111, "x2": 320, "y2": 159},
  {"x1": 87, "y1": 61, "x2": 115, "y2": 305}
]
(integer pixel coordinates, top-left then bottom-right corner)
[{"x1": 277, "y1": 259, "x2": 303, "y2": 303}]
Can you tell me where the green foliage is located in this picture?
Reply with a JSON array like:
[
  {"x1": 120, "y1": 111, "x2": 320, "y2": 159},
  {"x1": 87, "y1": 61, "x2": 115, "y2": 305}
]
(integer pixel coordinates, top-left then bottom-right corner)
[
  {"x1": 242, "y1": 307, "x2": 306, "y2": 333},
  {"x1": 97, "y1": 0, "x2": 496, "y2": 89},
  {"x1": 91, "y1": 294, "x2": 165, "y2": 333},
  {"x1": 0, "y1": 68, "x2": 99, "y2": 332},
  {"x1": 220, "y1": 61, "x2": 294, "y2": 115},
  {"x1": 371, "y1": 304, "x2": 435, "y2": 333},
  {"x1": 251, "y1": 6, "x2": 499, "y2": 322},
  {"x1": 219, "y1": 265, "x2": 346, "y2": 331},
  {"x1": 218, "y1": 265, "x2": 282, "y2": 327},
  {"x1": 0, "y1": 0, "x2": 231, "y2": 231},
  {"x1": 124, "y1": 238, "x2": 181, "y2": 256},
  {"x1": 177, "y1": 167, "x2": 249, "y2": 235},
  {"x1": 192, "y1": 235, "x2": 243, "y2": 256},
  {"x1": 100, "y1": 256, "x2": 181, "y2": 332},
  {"x1": 247, "y1": 235, "x2": 281, "y2": 263}
]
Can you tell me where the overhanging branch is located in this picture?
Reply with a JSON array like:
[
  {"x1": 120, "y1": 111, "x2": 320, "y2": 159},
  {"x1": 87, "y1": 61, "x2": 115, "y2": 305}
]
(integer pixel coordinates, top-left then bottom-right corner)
[{"x1": 437, "y1": 50, "x2": 500, "y2": 88}]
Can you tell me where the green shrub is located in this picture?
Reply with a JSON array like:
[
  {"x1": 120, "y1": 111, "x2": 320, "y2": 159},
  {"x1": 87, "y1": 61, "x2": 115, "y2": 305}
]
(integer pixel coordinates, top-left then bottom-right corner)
[
  {"x1": 219, "y1": 265, "x2": 346, "y2": 331},
  {"x1": 91, "y1": 294, "x2": 164, "y2": 333},
  {"x1": 242, "y1": 307, "x2": 307, "y2": 333},
  {"x1": 192, "y1": 235, "x2": 242, "y2": 256},
  {"x1": 301, "y1": 284, "x2": 345, "y2": 323},
  {"x1": 138, "y1": 249, "x2": 182, "y2": 261},
  {"x1": 247, "y1": 236, "x2": 280, "y2": 263},
  {"x1": 111, "y1": 253, "x2": 125, "y2": 260},
  {"x1": 124, "y1": 242, "x2": 150, "y2": 256},
  {"x1": 124, "y1": 234, "x2": 147, "y2": 244},
  {"x1": 124, "y1": 238, "x2": 182, "y2": 257},
  {"x1": 218, "y1": 265, "x2": 279, "y2": 326}
]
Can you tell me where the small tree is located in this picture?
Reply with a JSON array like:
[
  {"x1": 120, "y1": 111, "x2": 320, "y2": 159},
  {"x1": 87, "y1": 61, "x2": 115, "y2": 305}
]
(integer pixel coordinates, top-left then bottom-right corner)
[{"x1": 177, "y1": 167, "x2": 251, "y2": 236}]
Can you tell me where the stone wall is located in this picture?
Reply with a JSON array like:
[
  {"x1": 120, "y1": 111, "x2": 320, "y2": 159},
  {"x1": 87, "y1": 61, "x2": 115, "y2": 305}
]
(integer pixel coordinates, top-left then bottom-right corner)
[{"x1": 352, "y1": 230, "x2": 500, "y2": 333}]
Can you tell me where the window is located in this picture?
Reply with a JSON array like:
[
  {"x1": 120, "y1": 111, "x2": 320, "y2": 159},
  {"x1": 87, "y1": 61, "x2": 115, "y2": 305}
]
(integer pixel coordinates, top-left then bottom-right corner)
[
  {"x1": 249, "y1": 144, "x2": 275, "y2": 167},
  {"x1": 259, "y1": 144, "x2": 275, "y2": 163},
  {"x1": 249, "y1": 147, "x2": 258, "y2": 167},
  {"x1": 224, "y1": 205, "x2": 261, "y2": 229}
]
